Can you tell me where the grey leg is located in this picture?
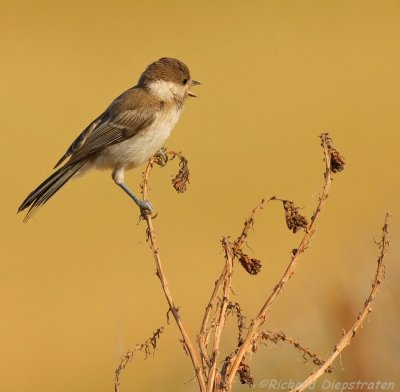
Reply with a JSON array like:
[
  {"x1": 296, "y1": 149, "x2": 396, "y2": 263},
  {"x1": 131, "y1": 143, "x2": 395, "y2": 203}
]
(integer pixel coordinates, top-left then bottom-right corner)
[{"x1": 112, "y1": 168, "x2": 153, "y2": 215}]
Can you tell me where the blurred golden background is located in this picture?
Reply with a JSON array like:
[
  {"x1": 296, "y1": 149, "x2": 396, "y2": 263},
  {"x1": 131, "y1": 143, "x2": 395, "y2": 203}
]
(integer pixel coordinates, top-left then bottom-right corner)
[{"x1": 1, "y1": 1, "x2": 399, "y2": 391}]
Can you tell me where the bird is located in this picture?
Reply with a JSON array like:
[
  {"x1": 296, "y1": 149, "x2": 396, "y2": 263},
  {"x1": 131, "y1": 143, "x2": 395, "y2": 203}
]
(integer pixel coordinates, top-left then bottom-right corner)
[{"x1": 18, "y1": 57, "x2": 200, "y2": 222}]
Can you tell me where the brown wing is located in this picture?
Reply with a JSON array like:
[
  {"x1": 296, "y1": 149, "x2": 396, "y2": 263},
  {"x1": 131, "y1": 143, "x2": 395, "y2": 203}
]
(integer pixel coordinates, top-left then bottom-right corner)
[
  {"x1": 55, "y1": 87, "x2": 159, "y2": 167},
  {"x1": 54, "y1": 114, "x2": 106, "y2": 168}
]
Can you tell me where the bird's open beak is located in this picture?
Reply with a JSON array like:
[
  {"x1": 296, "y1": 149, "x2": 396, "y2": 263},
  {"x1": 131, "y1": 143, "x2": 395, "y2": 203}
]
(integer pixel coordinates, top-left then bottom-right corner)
[{"x1": 188, "y1": 80, "x2": 201, "y2": 97}]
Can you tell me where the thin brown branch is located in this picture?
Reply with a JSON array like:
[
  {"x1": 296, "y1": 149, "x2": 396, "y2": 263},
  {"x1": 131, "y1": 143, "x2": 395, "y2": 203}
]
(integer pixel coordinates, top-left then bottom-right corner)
[
  {"x1": 224, "y1": 133, "x2": 338, "y2": 388},
  {"x1": 234, "y1": 199, "x2": 267, "y2": 248},
  {"x1": 257, "y1": 330, "x2": 334, "y2": 372},
  {"x1": 206, "y1": 239, "x2": 234, "y2": 392},
  {"x1": 198, "y1": 272, "x2": 225, "y2": 370},
  {"x1": 232, "y1": 198, "x2": 270, "y2": 275},
  {"x1": 140, "y1": 153, "x2": 206, "y2": 392},
  {"x1": 198, "y1": 199, "x2": 269, "y2": 382},
  {"x1": 291, "y1": 213, "x2": 390, "y2": 392},
  {"x1": 114, "y1": 327, "x2": 164, "y2": 392},
  {"x1": 226, "y1": 302, "x2": 247, "y2": 347}
]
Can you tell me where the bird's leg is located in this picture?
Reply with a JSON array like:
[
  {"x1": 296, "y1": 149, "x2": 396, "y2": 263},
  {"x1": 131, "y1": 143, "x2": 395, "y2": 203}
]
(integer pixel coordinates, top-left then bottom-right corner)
[
  {"x1": 153, "y1": 147, "x2": 169, "y2": 167},
  {"x1": 112, "y1": 168, "x2": 153, "y2": 216},
  {"x1": 117, "y1": 182, "x2": 153, "y2": 215}
]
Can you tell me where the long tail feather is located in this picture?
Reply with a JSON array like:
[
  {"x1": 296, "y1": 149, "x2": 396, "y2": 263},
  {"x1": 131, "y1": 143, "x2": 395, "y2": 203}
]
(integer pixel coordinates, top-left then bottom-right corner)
[{"x1": 18, "y1": 162, "x2": 86, "y2": 222}]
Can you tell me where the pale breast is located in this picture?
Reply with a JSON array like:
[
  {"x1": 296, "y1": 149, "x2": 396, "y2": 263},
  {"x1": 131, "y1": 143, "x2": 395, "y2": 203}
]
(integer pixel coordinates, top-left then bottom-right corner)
[{"x1": 92, "y1": 105, "x2": 182, "y2": 170}]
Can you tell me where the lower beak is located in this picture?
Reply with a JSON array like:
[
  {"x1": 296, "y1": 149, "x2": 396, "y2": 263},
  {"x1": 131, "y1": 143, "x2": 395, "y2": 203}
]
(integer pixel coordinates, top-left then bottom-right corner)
[{"x1": 188, "y1": 80, "x2": 201, "y2": 97}]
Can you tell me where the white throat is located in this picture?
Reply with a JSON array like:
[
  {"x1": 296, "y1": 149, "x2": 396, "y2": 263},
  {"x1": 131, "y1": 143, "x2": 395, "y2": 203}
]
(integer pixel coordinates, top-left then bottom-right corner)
[{"x1": 148, "y1": 80, "x2": 183, "y2": 101}]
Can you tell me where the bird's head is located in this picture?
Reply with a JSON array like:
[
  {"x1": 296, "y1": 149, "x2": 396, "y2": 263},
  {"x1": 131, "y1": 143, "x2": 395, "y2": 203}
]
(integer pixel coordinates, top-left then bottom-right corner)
[{"x1": 138, "y1": 57, "x2": 200, "y2": 102}]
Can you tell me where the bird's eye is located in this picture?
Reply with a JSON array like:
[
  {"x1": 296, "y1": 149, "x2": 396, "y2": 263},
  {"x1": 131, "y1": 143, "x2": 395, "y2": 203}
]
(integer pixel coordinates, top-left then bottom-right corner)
[{"x1": 182, "y1": 79, "x2": 188, "y2": 85}]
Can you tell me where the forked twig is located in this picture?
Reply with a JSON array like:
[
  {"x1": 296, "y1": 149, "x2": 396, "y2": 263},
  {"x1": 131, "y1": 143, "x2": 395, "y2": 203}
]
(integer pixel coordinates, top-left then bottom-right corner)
[
  {"x1": 114, "y1": 327, "x2": 164, "y2": 392},
  {"x1": 291, "y1": 213, "x2": 390, "y2": 392},
  {"x1": 206, "y1": 239, "x2": 234, "y2": 392},
  {"x1": 198, "y1": 273, "x2": 224, "y2": 371},
  {"x1": 141, "y1": 152, "x2": 206, "y2": 392},
  {"x1": 198, "y1": 199, "x2": 269, "y2": 390},
  {"x1": 223, "y1": 133, "x2": 336, "y2": 388}
]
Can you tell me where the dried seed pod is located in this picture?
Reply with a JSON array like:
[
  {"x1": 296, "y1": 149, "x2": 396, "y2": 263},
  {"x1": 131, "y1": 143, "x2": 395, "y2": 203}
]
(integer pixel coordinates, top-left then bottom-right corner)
[
  {"x1": 282, "y1": 200, "x2": 308, "y2": 233},
  {"x1": 238, "y1": 361, "x2": 254, "y2": 386},
  {"x1": 321, "y1": 132, "x2": 346, "y2": 173},
  {"x1": 329, "y1": 147, "x2": 346, "y2": 173},
  {"x1": 171, "y1": 155, "x2": 190, "y2": 193},
  {"x1": 235, "y1": 248, "x2": 262, "y2": 275}
]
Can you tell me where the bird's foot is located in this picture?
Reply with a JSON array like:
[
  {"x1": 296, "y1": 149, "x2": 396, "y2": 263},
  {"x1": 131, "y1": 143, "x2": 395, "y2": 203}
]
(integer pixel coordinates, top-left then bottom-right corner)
[
  {"x1": 137, "y1": 199, "x2": 154, "y2": 218},
  {"x1": 154, "y1": 147, "x2": 169, "y2": 167}
]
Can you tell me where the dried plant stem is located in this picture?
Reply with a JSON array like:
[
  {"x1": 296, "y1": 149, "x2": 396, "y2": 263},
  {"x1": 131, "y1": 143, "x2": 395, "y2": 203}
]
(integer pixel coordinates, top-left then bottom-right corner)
[
  {"x1": 114, "y1": 327, "x2": 164, "y2": 392},
  {"x1": 224, "y1": 133, "x2": 334, "y2": 388},
  {"x1": 117, "y1": 135, "x2": 387, "y2": 392},
  {"x1": 114, "y1": 343, "x2": 146, "y2": 392},
  {"x1": 198, "y1": 199, "x2": 268, "y2": 389},
  {"x1": 234, "y1": 199, "x2": 267, "y2": 248},
  {"x1": 198, "y1": 270, "x2": 225, "y2": 370},
  {"x1": 258, "y1": 330, "x2": 334, "y2": 372},
  {"x1": 291, "y1": 213, "x2": 390, "y2": 392},
  {"x1": 141, "y1": 158, "x2": 206, "y2": 392},
  {"x1": 206, "y1": 240, "x2": 234, "y2": 392}
]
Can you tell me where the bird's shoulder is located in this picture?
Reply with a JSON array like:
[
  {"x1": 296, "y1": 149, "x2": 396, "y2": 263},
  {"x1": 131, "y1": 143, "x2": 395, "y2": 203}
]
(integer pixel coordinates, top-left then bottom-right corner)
[{"x1": 108, "y1": 86, "x2": 164, "y2": 115}]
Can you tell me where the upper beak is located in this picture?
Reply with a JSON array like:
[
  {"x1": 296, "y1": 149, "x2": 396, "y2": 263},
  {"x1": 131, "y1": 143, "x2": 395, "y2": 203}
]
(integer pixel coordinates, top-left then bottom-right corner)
[{"x1": 188, "y1": 80, "x2": 201, "y2": 97}]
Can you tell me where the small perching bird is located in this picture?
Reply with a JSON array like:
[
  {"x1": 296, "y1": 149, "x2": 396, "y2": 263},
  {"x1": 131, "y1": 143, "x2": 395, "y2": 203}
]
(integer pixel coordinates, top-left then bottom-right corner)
[{"x1": 18, "y1": 57, "x2": 200, "y2": 222}]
